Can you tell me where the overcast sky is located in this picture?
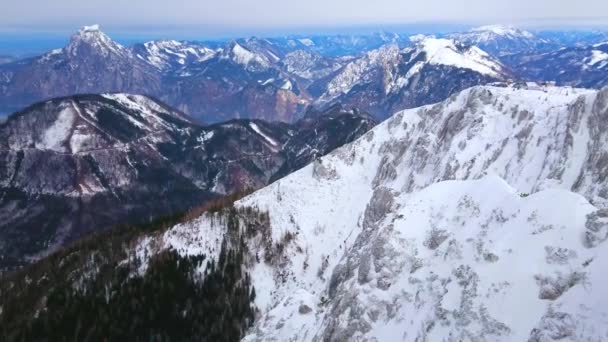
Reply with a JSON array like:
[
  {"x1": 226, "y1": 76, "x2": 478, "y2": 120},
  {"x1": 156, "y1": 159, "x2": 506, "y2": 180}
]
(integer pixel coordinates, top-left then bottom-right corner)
[{"x1": 2, "y1": 0, "x2": 608, "y2": 37}]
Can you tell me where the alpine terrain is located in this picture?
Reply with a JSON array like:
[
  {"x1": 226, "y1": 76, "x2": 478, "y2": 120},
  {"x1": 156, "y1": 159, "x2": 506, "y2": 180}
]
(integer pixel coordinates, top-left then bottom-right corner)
[
  {"x1": 313, "y1": 36, "x2": 511, "y2": 119},
  {"x1": 3, "y1": 84, "x2": 608, "y2": 341},
  {"x1": 0, "y1": 94, "x2": 375, "y2": 271}
]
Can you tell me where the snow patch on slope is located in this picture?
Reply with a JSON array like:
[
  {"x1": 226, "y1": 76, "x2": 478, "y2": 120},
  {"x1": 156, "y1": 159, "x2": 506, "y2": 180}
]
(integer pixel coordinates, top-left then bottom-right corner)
[
  {"x1": 38, "y1": 105, "x2": 76, "y2": 152},
  {"x1": 587, "y1": 50, "x2": 608, "y2": 67},
  {"x1": 249, "y1": 122, "x2": 279, "y2": 147}
]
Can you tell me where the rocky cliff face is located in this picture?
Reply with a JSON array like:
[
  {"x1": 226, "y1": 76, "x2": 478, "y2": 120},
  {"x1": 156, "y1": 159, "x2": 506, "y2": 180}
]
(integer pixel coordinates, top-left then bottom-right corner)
[{"x1": 0, "y1": 95, "x2": 375, "y2": 271}]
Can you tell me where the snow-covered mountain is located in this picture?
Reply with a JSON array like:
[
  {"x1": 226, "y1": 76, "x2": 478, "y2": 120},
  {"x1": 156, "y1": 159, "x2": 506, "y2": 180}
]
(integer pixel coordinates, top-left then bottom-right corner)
[
  {"x1": 314, "y1": 37, "x2": 511, "y2": 119},
  {"x1": 229, "y1": 84, "x2": 608, "y2": 340},
  {"x1": 4, "y1": 84, "x2": 608, "y2": 340},
  {"x1": 447, "y1": 25, "x2": 556, "y2": 56},
  {"x1": 504, "y1": 41, "x2": 608, "y2": 88},
  {"x1": 0, "y1": 94, "x2": 374, "y2": 271}
]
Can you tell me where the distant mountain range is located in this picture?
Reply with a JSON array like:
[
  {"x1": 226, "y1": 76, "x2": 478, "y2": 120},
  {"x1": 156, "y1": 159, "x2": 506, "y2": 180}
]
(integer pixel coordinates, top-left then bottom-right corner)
[
  {"x1": 3, "y1": 24, "x2": 606, "y2": 123},
  {"x1": 502, "y1": 42, "x2": 608, "y2": 88},
  {"x1": 446, "y1": 25, "x2": 558, "y2": 56},
  {"x1": 0, "y1": 94, "x2": 375, "y2": 271}
]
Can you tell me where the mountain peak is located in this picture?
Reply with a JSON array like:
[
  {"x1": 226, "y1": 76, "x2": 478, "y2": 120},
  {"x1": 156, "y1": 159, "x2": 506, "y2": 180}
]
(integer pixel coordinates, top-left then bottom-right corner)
[
  {"x1": 412, "y1": 37, "x2": 507, "y2": 78},
  {"x1": 221, "y1": 41, "x2": 270, "y2": 69},
  {"x1": 66, "y1": 24, "x2": 125, "y2": 56}
]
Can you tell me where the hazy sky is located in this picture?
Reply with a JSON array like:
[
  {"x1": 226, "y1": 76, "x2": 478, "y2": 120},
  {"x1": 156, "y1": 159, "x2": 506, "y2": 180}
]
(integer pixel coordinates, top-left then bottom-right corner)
[{"x1": 2, "y1": 0, "x2": 608, "y2": 36}]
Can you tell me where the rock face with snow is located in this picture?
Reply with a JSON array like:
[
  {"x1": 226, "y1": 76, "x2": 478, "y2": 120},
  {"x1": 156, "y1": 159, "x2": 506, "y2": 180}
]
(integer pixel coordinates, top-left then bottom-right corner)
[
  {"x1": 447, "y1": 25, "x2": 556, "y2": 56},
  {"x1": 314, "y1": 37, "x2": 511, "y2": 119},
  {"x1": 125, "y1": 84, "x2": 608, "y2": 340},
  {"x1": 504, "y1": 42, "x2": 608, "y2": 88},
  {"x1": 0, "y1": 95, "x2": 375, "y2": 271},
  {"x1": 160, "y1": 40, "x2": 308, "y2": 123},
  {"x1": 232, "y1": 84, "x2": 608, "y2": 341}
]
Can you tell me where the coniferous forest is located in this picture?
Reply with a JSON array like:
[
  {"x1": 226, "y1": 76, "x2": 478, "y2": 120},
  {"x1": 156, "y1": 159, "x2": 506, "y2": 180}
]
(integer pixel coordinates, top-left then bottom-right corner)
[{"x1": 0, "y1": 199, "x2": 262, "y2": 342}]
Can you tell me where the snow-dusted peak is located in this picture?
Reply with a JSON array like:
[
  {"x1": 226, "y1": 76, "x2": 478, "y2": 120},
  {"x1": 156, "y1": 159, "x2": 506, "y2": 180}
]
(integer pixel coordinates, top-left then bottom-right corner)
[
  {"x1": 222, "y1": 41, "x2": 271, "y2": 70},
  {"x1": 66, "y1": 24, "x2": 126, "y2": 57},
  {"x1": 412, "y1": 37, "x2": 508, "y2": 78}
]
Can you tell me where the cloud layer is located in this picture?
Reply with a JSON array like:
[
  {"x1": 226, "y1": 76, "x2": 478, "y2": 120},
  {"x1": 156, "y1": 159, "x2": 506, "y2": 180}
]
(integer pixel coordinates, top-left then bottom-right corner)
[{"x1": 3, "y1": 0, "x2": 608, "y2": 33}]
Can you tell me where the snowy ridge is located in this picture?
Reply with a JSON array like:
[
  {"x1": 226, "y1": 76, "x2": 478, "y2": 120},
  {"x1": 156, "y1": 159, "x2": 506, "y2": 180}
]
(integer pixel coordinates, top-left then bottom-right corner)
[
  {"x1": 223, "y1": 42, "x2": 271, "y2": 70},
  {"x1": 143, "y1": 84, "x2": 608, "y2": 341},
  {"x1": 234, "y1": 84, "x2": 608, "y2": 340},
  {"x1": 417, "y1": 38, "x2": 506, "y2": 78},
  {"x1": 138, "y1": 40, "x2": 217, "y2": 71}
]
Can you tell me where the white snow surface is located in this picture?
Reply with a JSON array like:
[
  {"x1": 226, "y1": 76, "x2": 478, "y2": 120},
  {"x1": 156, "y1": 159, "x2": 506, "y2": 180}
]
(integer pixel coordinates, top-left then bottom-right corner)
[
  {"x1": 135, "y1": 85, "x2": 608, "y2": 341},
  {"x1": 38, "y1": 105, "x2": 76, "y2": 152},
  {"x1": 249, "y1": 122, "x2": 279, "y2": 147},
  {"x1": 418, "y1": 38, "x2": 505, "y2": 77},
  {"x1": 587, "y1": 50, "x2": 608, "y2": 68}
]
